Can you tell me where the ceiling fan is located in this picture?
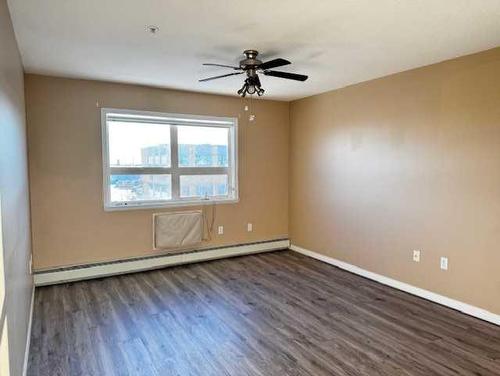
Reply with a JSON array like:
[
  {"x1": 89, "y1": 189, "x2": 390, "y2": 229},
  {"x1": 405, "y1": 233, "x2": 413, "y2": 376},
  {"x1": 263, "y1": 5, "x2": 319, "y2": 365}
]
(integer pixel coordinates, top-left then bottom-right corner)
[{"x1": 199, "y1": 50, "x2": 308, "y2": 97}]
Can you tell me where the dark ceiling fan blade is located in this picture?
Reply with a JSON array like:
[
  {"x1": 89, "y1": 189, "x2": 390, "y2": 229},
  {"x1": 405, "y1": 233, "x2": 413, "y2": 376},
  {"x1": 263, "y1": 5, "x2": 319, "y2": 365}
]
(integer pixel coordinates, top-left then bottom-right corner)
[
  {"x1": 202, "y1": 63, "x2": 241, "y2": 70},
  {"x1": 199, "y1": 72, "x2": 244, "y2": 82},
  {"x1": 258, "y1": 58, "x2": 291, "y2": 70},
  {"x1": 263, "y1": 70, "x2": 308, "y2": 81}
]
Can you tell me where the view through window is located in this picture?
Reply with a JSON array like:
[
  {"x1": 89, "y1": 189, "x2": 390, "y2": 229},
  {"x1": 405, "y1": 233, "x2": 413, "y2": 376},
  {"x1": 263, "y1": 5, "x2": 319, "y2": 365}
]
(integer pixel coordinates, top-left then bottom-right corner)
[{"x1": 102, "y1": 109, "x2": 238, "y2": 209}]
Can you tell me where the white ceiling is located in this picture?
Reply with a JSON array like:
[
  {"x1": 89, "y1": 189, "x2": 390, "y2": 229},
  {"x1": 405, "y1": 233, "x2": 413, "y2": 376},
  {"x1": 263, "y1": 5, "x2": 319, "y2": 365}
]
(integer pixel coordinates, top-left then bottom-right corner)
[{"x1": 7, "y1": 0, "x2": 500, "y2": 101}]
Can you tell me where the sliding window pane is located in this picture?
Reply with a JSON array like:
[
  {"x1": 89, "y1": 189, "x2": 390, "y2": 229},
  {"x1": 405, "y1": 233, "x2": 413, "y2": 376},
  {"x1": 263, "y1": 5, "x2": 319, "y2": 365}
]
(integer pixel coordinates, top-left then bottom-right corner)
[
  {"x1": 178, "y1": 126, "x2": 228, "y2": 167},
  {"x1": 180, "y1": 175, "x2": 228, "y2": 198},
  {"x1": 110, "y1": 174, "x2": 171, "y2": 202},
  {"x1": 108, "y1": 121, "x2": 171, "y2": 167}
]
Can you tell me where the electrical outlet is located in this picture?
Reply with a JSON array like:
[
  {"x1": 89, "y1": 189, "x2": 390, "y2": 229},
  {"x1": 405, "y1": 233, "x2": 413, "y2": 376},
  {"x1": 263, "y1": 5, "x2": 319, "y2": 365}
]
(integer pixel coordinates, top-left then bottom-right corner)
[
  {"x1": 412, "y1": 250, "x2": 421, "y2": 262},
  {"x1": 440, "y1": 257, "x2": 448, "y2": 270},
  {"x1": 247, "y1": 223, "x2": 253, "y2": 232},
  {"x1": 218, "y1": 225, "x2": 224, "y2": 235}
]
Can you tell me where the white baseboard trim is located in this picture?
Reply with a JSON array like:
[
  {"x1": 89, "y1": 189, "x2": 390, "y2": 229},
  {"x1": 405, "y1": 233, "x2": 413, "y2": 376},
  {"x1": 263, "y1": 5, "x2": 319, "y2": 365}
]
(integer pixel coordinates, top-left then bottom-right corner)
[
  {"x1": 22, "y1": 285, "x2": 35, "y2": 376},
  {"x1": 34, "y1": 239, "x2": 290, "y2": 286},
  {"x1": 290, "y1": 244, "x2": 500, "y2": 327}
]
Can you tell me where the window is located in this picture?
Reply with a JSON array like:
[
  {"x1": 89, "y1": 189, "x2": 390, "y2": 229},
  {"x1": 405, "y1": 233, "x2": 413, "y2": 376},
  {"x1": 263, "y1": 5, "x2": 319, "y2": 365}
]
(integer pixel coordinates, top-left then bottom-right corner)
[{"x1": 102, "y1": 108, "x2": 238, "y2": 210}]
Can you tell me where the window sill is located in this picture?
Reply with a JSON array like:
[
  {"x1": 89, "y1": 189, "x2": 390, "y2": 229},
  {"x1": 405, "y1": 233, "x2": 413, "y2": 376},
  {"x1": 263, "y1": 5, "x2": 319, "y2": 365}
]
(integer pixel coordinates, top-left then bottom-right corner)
[{"x1": 104, "y1": 197, "x2": 239, "y2": 212}]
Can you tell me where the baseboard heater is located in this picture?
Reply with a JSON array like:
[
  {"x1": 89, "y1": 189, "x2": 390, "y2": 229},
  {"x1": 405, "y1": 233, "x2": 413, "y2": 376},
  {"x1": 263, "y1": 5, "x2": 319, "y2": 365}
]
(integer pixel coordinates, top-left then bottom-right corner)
[{"x1": 34, "y1": 239, "x2": 289, "y2": 286}]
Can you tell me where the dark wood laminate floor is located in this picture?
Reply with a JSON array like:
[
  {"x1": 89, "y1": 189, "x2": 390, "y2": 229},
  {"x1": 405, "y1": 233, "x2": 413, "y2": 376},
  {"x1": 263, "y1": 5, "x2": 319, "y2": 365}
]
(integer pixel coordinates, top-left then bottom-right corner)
[{"x1": 28, "y1": 250, "x2": 500, "y2": 376}]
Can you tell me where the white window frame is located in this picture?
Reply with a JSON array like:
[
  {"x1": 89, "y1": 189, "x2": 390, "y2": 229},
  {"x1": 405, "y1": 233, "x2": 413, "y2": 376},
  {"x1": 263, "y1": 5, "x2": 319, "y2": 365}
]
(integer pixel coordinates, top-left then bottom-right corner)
[{"x1": 101, "y1": 108, "x2": 238, "y2": 211}]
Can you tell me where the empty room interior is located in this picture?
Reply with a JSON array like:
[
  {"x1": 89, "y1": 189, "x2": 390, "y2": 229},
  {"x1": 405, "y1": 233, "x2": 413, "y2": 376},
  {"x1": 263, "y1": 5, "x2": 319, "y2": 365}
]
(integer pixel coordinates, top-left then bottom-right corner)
[{"x1": 1, "y1": 1, "x2": 500, "y2": 375}]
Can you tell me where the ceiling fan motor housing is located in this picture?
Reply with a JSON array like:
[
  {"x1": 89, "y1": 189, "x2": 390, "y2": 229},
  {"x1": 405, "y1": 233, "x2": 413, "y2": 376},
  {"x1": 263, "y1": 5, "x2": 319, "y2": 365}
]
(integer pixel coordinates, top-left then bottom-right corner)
[{"x1": 240, "y1": 50, "x2": 262, "y2": 69}]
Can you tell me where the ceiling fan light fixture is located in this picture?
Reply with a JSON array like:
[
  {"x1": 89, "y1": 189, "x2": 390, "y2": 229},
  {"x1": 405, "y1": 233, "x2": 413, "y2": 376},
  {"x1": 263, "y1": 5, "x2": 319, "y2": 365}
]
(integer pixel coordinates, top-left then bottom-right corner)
[{"x1": 237, "y1": 83, "x2": 247, "y2": 97}]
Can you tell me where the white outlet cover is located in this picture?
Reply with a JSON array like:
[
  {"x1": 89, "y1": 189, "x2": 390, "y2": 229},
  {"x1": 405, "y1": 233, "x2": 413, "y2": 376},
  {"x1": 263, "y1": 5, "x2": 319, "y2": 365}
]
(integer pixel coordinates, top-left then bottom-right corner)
[
  {"x1": 247, "y1": 223, "x2": 253, "y2": 232},
  {"x1": 412, "y1": 250, "x2": 420, "y2": 262},
  {"x1": 440, "y1": 257, "x2": 448, "y2": 270},
  {"x1": 218, "y1": 226, "x2": 224, "y2": 235}
]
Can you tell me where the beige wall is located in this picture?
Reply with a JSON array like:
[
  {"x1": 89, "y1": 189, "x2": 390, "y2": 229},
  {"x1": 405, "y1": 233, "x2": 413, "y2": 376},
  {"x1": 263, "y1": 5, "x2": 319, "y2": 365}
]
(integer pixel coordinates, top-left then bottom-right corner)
[
  {"x1": 26, "y1": 75, "x2": 289, "y2": 269},
  {"x1": 290, "y1": 47, "x2": 500, "y2": 315},
  {"x1": 24, "y1": 44, "x2": 500, "y2": 317},
  {"x1": 0, "y1": 0, "x2": 33, "y2": 374}
]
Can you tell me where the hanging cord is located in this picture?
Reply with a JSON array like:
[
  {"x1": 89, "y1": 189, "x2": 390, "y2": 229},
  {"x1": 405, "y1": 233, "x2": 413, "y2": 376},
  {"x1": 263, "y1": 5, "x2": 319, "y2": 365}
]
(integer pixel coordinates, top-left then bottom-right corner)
[
  {"x1": 237, "y1": 94, "x2": 256, "y2": 208},
  {"x1": 249, "y1": 93, "x2": 256, "y2": 122},
  {"x1": 202, "y1": 202, "x2": 216, "y2": 241}
]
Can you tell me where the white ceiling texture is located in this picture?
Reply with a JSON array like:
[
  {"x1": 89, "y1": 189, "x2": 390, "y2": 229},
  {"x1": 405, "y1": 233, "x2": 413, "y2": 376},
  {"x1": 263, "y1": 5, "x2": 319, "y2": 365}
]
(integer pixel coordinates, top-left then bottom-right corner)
[{"x1": 7, "y1": 0, "x2": 500, "y2": 100}]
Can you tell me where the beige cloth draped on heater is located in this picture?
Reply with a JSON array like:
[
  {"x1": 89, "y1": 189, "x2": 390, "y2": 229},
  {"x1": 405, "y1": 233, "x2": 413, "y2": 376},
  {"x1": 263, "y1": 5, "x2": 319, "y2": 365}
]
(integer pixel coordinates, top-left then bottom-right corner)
[{"x1": 153, "y1": 210, "x2": 203, "y2": 250}]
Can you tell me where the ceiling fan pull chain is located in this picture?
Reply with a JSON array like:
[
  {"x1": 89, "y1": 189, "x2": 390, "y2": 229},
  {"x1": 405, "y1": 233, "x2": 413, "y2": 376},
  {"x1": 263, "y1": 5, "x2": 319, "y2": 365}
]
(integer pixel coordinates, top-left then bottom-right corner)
[{"x1": 249, "y1": 94, "x2": 256, "y2": 123}]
